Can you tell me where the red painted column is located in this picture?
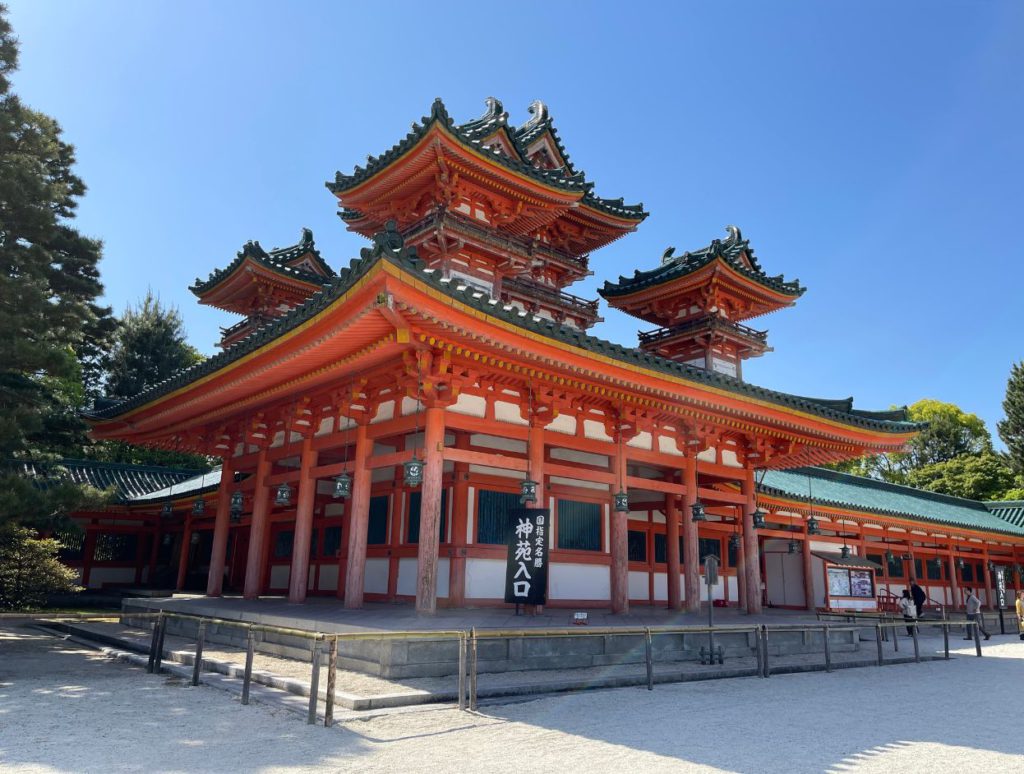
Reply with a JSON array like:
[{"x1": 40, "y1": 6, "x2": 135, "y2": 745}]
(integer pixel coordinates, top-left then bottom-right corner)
[
  {"x1": 176, "y1": 518, "x2": 192, "y2": 591},
  {"x1": 682, "y1": 456, "x2": 700, "y2": 613},
  {"x1": 665, "y1": 486, "x2": 681, "y2": 611},
  {"x1": 243, "y1": 448, "x2": 271, "y2": 600},
  {"x1": 416, "y1": 406, "x2": 446, "y2": 614},
  {"x1": 148, "y1": 524, "x2": 160, "y2": 586},
  {"x1": 948, "y1": 551, "x2": 960, "y2": 609},
  {"x1": 81, "y1": 529, "x2": 97, "y2": 589},
  {"x1": 448, "y1": 432, "x2": 470, "y2": 607},
  {"x1": 288, "y1": 434, "x2": 319, "y2": 603},
  {"x1": 741, "y1": 469, "x2": 763, "y2": 614},
  {"x1": 206, "y1": 454, "x2": 235, "y2": 597},
  {"x1": 802, "y1": 528, "x2": 815, "y2": 611},
  {"x1": 736, "y1": 512, "x2": 746, "y2": 610},
  {"x1": 610, "y1": 440, "x2": 629, "y2": 614},
  {"x1": 343, "y1": 422, "x2": 371, "y2": 608}
]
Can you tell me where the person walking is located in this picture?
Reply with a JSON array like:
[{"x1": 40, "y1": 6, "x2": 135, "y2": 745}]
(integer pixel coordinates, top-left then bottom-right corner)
[
  {"x1": 898, "y1": 589, "x2": 917, "y2": 636},
  {"x1": 910, "y1": 580, "x2": 927, "y2": 618},
  {"x1": 964, "y1": 588, "x2": 991, "y2": 641},
  {"x1": 1016, "y1": 591, "x2": 1024, "y2": 641}
]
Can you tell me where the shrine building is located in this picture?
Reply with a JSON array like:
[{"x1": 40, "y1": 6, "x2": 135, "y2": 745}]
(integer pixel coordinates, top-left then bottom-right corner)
[{"x1": 81, "y1": 98, "x2": 1024, "y2": 614}]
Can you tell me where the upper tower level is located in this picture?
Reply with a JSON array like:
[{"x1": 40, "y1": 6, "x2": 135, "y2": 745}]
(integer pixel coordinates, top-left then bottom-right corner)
[
  {"x1": 327, "y1": 98, "x2": 647, "y2": 329},
  {"x1": 599, "y1": 226, "x2": 804, "y2": 379},
  {"x1": 190, "y1": 228, "x2": 333, "y2": 348}
]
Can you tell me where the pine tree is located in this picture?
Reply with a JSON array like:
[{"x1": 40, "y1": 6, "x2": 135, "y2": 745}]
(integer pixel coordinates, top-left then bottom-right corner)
[
  {"x1": 0, "y1": 6, "x2": 113, "y2": 526},
  {"x1": 998, "y1": 361, "x2": 1024, "y2": 477}
]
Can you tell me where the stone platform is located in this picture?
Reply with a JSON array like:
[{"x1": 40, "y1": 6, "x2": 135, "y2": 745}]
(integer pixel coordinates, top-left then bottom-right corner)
[{"x1": 122, "y1": 596, "x2": 863, "y2": 679}]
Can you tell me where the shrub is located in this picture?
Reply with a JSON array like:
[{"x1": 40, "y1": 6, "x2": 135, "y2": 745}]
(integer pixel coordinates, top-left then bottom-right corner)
[{"x1": 0, "y1": 525, "x2": 82, "y2": 610}]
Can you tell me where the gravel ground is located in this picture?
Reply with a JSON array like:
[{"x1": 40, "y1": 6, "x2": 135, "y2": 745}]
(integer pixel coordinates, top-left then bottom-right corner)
[{"x1": 1, "y1": 623, "x2": 1022, "y2": 773}]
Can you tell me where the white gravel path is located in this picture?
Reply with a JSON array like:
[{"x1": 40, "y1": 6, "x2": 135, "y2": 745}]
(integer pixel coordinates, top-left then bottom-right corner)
[{"x1": 1, "y1": 624, "x2": 1022, "y2": 773}]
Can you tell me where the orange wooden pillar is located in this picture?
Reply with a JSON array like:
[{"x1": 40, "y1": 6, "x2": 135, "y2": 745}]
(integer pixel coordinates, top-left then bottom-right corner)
[
  {"x1": 735, "y1": 512, "x2": 746, "y2": 610},
  {"x1": 343, "y1": 422, "x2": 371, "y2": 608},
  {"x1": 176, "y1": 519, "x2": 191, "y2": 591},
  {"x1": 741, "y1": 469, "x2": 763, "y2": 614},
  {"x1": 206, "y1": 454, "x2": 235, "y2": 597},
  {"x1": 947, "y1": 551, "x2": 960, "y2": 609},
  {"x1": 665, "y1": 486, "x2": 681, "y2": 611},
  {"x1": 415, "y1": 406, "x2": 445, "y2": 614},
  {"x1": 242, "y1": 448, "x2": 272, "y2": 600},
  {"x1": 448, "y1": 432, "x2": 470, "y2": 607},
  {"x1": 288, "y1": 435, "x2": 319, "y2": 603},
  {"x1": 682, "y1": 456, "x2": 700, "y2": 613},
  {"x1": 610, "y1": 438, "x2": 629, "y2": 614},
  {"x1": 81, "y1": 528, "x2": 97, "y2": 589},
  {"x1": 802, "y1": 529, "x2": 814, "y2": 611}
]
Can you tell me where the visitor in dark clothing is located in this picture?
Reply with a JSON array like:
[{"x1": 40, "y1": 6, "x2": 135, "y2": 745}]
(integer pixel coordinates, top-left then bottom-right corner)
[{"x1": 910, "y1": 581, "x2": 926, "y2": 618}]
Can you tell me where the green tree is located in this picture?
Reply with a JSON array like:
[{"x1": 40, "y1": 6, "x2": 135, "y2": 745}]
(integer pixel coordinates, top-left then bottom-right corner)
[
  {"x1": 997, "y1": 361, "x2": 1024, "y2": 476},
  {"x1": 905, "y1": 452, "x2": 1016, "y2": 501},
  {"x1": 0, "y1": 524, "x2": 82, "y2": 610},
  {"x1": 88, "y1": 291, "x2": 210, "y2": 470},
  {"x1": 0, "y1": 6, "x2": 114, "y2": 526}
]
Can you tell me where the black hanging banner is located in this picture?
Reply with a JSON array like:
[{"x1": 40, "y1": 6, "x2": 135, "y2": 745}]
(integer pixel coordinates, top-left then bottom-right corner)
[{"x1": 504, "y1": 507, "x2": 549, "y2": 605}]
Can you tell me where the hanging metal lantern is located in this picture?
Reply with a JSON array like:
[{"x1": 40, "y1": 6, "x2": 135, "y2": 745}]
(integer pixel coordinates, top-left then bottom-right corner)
[
  {"x1": 161, "y1": 501, "x2": 173, "y2": 518},
  {"x1": 161, "y1": 533, "x2": 172, "y2": 547},
  {"x1": 613, "y1": 489, "x2": 629, "y2": 513},
  {"x1": 275, "y1": 482, "x2": 292, "y2": 506},
  {"x1": 333, "y1": 472, "x2": 352, "y2": 499},
  {"x1": 886, "y1": 549, "x2": 896, "y2": 564},
  {"x1": 928, "y1": 557, "x2": 942, "y2": 572},
  {"x1": 806, "y1": 515, "x2": 820, "y2": 535},
  {"x1": 230, "y1": 491, "x2": 244, "y2": 516},
  {"x1": 752, "y1": 508, "x2": 767, "y2": 530},
  {"x1": 840, "y1": 545, "x2": 851, "y2": 559},
  {"x1": 190, "y1": 531, "x2": 201, "y2": 545},
  {"x1": 788, "y1": 539, "x2": 799, "y2": 554},
  {"x1": 986, "y1": 560, "x2": 996, "y2": 573},
  {"x1": 1014, "y1": 563, "x2": 1023, "y2": 579},
  {"x1": 957, "y1": 557, "x2": 965, "y2": 570},
  {"x1": 192, "y1": 496, "x2": 206, "y2": 516},
  {"x1": 729, "y1": 533, "x2": 741, "y2": 551},
  {"x1": 690, "y1": 500, "x2": 706, "y2": 522},
  {"x1": 403, "y1": 455, "x2": 424, "y2": 487},
  {"x1": 520, "y1": 478, "x2": 538, "y2": 505}
]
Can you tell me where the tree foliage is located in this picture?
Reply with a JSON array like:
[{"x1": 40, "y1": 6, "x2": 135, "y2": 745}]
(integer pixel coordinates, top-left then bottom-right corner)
[
  {"x1": 0, "y1": 524, "x2": 82, "y2": 610},
  {"x1": 997, "y1": 361, "x2": 1024, "y2": 477},
  {"x1": 0, "y1": 6, "x2": 114, "y2": 526},
  {"x1": 905, "y1": 452, "x2": 1017, "y2": 501}
]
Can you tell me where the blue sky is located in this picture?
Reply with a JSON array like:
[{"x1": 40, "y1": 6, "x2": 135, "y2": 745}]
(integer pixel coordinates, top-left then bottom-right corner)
[{"x1": 8, "y1": 1, "x2": 1023, "y2": 442}]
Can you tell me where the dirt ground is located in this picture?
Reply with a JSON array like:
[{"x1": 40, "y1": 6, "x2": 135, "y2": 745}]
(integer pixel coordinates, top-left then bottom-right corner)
[{"x1": 1, "y1": 623, "x2": 1022, "y2": 773}]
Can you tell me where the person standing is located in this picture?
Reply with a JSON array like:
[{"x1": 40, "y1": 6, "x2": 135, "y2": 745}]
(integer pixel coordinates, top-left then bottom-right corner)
[
  {"x1": 898, "y1": 589, "x2": 917, "y2": 636},
  {"x1": 910, "y1": 580, "x2": 927, "y2": 618},
  {"x1": 964, "y1": 588, "x2": 991, "y2": 641}
]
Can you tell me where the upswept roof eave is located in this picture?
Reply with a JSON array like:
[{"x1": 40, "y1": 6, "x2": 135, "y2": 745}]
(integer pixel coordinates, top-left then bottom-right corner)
[
  {"x1": 8, "y1": 458, "x2": 205, "y2": 503},
  {"x1": 86, "y1": 232, "x2": 920, "y2": 440},
  {"x1": 190, "y1": 234, "x2": 332, "y2": 299}
]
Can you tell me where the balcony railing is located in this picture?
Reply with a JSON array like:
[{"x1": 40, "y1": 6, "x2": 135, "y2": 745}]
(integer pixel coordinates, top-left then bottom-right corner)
[
  {"x1": 502, "y1": 276, "x2": 602, "y2": 323},
  {"x1": 638, "y1": 316, "x2": 768, "y2": 346}
]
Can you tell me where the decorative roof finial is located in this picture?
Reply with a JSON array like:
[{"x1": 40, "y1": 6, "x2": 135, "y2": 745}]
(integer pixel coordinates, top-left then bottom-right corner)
[
  {"x1": 525, "y1": 99, "x2": 549, "y2": 126},
  {"x1": 300, "y1": 227, "x2": 314, "y2": 247},
  {"x1": 483, "y1": 96, "x2": 505, "y2": 120},
  {"x1": 725, "y1": 225, "x2": 742, "y2": 244},
  {"x1": 661, "y1": 246, "x2": 676, "y2": 264}
]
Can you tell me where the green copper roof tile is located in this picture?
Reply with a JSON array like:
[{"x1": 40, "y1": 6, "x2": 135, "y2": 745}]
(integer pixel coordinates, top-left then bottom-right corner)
[
  {"x1": 9, "y1": 459, "x2": 204, "y2": 503},
  {"x1": 761, "y1": 467, "x2": 1024, "y2": 537},
  {"x1": 985, "y1": 500, "x2": 1024, "y2": 530}
]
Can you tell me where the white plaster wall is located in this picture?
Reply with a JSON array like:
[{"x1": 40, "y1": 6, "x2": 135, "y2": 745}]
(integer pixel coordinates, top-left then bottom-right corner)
[
  {"x1": 318, "y1": 564, "x2": 338, "y2": 592},
  {"x1": 324, "y1": 503, "x2": 344, "y2": 517},
  {"x1": 726, "y1": 575, "x2": 737, "y2": 602},
  {"x1": 657, "y1": 435, "x2": 684, "y2": 456},
  {"x1": 270, "y1": 565, "x2": 290, "y2": 589},
  {"x1": 371, "y1": 467, "x2": 394, "y2": 483},
  {"x1": 628, "y1": 431, "x2": 652, "y2": 450},
  {"x1": 466, "y1": 487, "x2": 475, "y2": 544},
  {"x1": 628, "y1": 571, "x2": 649, "y2": 601},
  {"x1": 370, "y1": 401, "x2": 395, "y2": 424},
  {"x1": 582, "y1": 420, "x2": 612, "y2": 442},
  {"x1": 437, "y1": 558, "x2": 450, "y2": 598},
  {"x1": 652, "y1": 572, "x2": 668, "y2": 601},
  {"x1": 401, "y1": 397, "x2": 424, "y2": 416},
  {"x1": 471, "y1": 434, "x2": 526, "y2": 453},
  {"x1": 447, "y1": 393, "x2": 486, "y2": 417},
  {"x1": 550, "y1": 447, "x2": 609, "y2": 467},
  {"x1": 697, "y1": 447, "x2": 716, "y2": 463},
  {"x1": 469, "y1": 464, "x2": 524, "y2": 479},
  {"x1": 86, "y1": 567, "x2": 136, "y2": 588},
  {"x1": 364, "y1": 558, "x2": 389, "y2": 594},
  {"x1": 546, "y1": 414, "x2": 576, "y2": 435},
  {"x1": 397, "y1": 557, "x2": 418, "y2": 596},
  {"x1": 720, "y1": 449, "x2": 742, "y2": 468},
  {"x1": 466, "y1": 558, "x2": 505, "y2": 598},
  {"x1": 315, "y1": 417, "x2": 334, "y2": 436},
  {"x1": 549, "y1": 563, "x2": 610, "y2": 601},
  {"x1": 494, "y1": 401, "x2": 528, "y2": 425},
  {"x1": 549, "y1": 475, "x2": 608, "y2": 491}
]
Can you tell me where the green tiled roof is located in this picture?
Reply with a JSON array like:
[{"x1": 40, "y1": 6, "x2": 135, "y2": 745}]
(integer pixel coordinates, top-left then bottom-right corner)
[
  {"x1": 986, "y1": 500, "x2": 1024, "y2": 530},
  {"x1": 761, "y1": 467, "x2": 1024, "y2": 537},
  {"x1": 8, "y1": 459, "x2": 204, "y2": 503},
  {"x1": 599, "y1": 225, "x2": 804, "y2": 299},
  {"x1": 85, "y1": 224, "x2": 920, "y2": 439},
  {"x1": 326, "y1": 97, "x2": 647, "y2": 223},
  {"x1": 190, "y1": 228, "x2": 334, "y2": 297}
]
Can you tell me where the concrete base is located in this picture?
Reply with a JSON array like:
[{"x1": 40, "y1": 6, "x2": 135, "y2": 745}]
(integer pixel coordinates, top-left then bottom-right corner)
[{"x1": 122, "y1": 597, "x2": 861, "y2": 679}]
